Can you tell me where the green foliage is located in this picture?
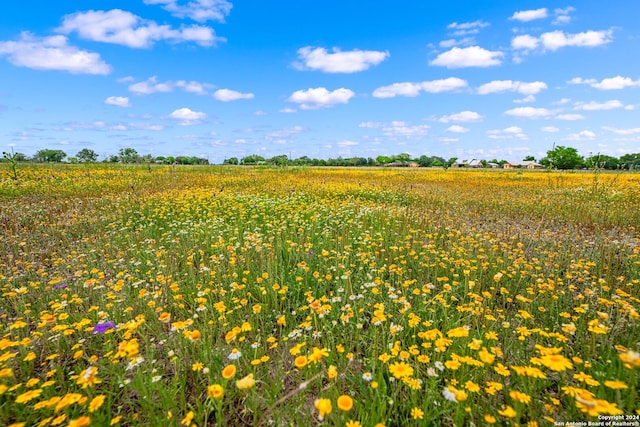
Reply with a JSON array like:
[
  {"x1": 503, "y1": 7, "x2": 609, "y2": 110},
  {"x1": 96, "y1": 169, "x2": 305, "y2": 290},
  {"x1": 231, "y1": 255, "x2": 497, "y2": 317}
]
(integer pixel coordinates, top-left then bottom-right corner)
[
  {"x1": 223, "y1": 157, "x2": 239, "y2": 165},
  {"x1": 585, "y1": 154, "x2": 620, "y2": 170},
  {"x1": 619, "y1": 153, "x2": 640, "y2": 170},
  {"x1": 33, "y1": 149, "x2": 67, "y2": 163},
  {"x1": 2, "y1": 149, "x2": 20, "y2": 179},
  {"x1": 76, "y1": 148, "x2": 99, "y2": 163},
  {"x1": 546, "y1": 145, "x2": 584, "y2": 169},
  {"x1": 118, "y1": 147, "x2": 140, "y2": 163}
]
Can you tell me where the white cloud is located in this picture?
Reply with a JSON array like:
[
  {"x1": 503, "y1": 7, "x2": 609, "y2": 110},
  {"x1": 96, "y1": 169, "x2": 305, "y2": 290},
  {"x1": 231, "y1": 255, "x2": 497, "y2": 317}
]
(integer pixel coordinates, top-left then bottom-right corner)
[
  {"x1": 439, "y1": 37, "x2": 475, "y2": 48},
  {"x1": 446, "y1": 20, "x2": 489, "y2": 36},
  {"x1": 279, "y1": 107, "x2": 297, "y2": 113},
  {"x1": 540, "y1": 30, "x2": 613, "y2": 51},
  {"x1": 487, "y1": 126, "x2": 528, "y2": 140},
  {"x1": 382, "y1": 121, "x2": 429, "y2": 137},
  {"x1": 128, "y1": 76, "x2": 213, "y2": 95},
  {"x1": 104, "y1": 96, "x2": 131, "y2": 107},
  {"x1": 601, "y1": 126, "x2": 640, "y2": 135},
  {"x1": 359, "y1": 121, "x2": 429, "y2": 138},
  {"x1": 439, "y1": 110, "x2": 483, "y2": 123},
  {"x1": 129, "y1": 76, "x2": 175, "y2": 95},
  {"x1": 294, "y1": 46, "x2": 389, "y2": 73},
  {"x1": 514, "y1": 95, "x2": 536, "y2": 103},
  {"x1": 336, "y1": 140, "x2": 359, "y2": 147},
  {"x1": 565, "y1": 130, "x2": 596, "y2": 141},
  {"x1": 287, "y1": 87, "x2": 354, "y2": 109},
  {"x1": 553, "y1": 7, "x2": 576, "y2": 25},
  {"x1": 569, "y1": 75, "x2": 640, "y2": 90},
  {"x1": 130, "y1": 122, "x2": 165, "y2": 131},
  {"x1": 513, "y1": 30, "x2": 613, "y2": 52},
  {"x1": 430, "y1": 46, "x2": 503, "y2": 68},
  {"x1": 440, "y1": 137, "x2": 459, "y2": 142},
  {"x1": 510, "y1": 8, "x2": 548, "y2": 22},
  {"x1": 422, "y1": 77, "x2": 468, "y2": 93},
  {"x1": 446, "y1": 125, "x2": 469, "y2": 133},
  {"x1": 541, "y1": 126, "x2": 560, "y2": 132},
  {"x1": 169, "y1": 107, "x2": 207, "y2": 125},
  {"x1": 0, "y1": 32, "x2": 111, "y2": 74},
  {"x1": 477, "y1": 80, "x2": 547, "y2": 95},
  {"x1": 372, "y1": 82, "x2": 422, "y2": 98},
  {"x1": 574, "y1": 100, "x2": 624, "y2": 111},
  {"x1": 176, "y1": 80, "x2": 213, "y2": 95},
  {"x1": 372, "y1": 77, "x2": 467, "y2": 98},
  {"x1": 267, "y1": 126, "x2": 304, "y2": 142},
  {"x1": 57, "y1": 9, "x2": 223, "y2": 48},
  {"x1": 213, "y1": 89, "x2": 254, "y2": 101},
  {"x1": 143, "y1": 0, "x2": 232, "y2": 22},
  {"x1": 556, "y1": 114, "x2": 585, "y2": 120},
  {"x1": 504, "y1": 107, "x2": 554, "y2": 118},
  {"x1": 511, "y1": 35, "x2": 539, "y2": 50}
]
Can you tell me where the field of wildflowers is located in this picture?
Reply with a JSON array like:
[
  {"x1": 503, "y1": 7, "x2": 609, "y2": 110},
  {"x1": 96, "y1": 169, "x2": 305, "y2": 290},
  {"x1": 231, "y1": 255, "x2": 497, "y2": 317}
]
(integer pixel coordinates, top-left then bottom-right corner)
[{"x1": 1, "y1": 164, "x2": 639, "y2": 426}]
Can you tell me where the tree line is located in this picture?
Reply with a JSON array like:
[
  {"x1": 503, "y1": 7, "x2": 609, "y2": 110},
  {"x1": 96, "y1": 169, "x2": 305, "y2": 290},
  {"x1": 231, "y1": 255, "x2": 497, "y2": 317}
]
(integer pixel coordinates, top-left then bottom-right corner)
[{"x1": 3, "y1": 146, "x2": 640, "y2": 170}]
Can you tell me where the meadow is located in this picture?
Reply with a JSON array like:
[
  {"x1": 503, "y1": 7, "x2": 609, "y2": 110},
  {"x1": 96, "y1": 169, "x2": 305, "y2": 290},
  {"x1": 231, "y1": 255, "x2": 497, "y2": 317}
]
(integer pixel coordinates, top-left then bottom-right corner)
[{"x1": 0, "y1": 164, "x2": 639, "y2": 426}]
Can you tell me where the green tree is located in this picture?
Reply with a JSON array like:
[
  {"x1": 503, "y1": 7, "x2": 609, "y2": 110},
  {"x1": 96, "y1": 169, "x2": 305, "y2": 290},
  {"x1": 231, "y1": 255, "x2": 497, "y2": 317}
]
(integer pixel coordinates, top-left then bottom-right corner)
[
  {"x1": 523, "y1": 155, "x2": 536, "y2": 161},
  {"x1": 585, "y1": 154, "x2": 619, "y2": 170},
  {"x1": 76, "y1": 148, "x2": 99, "y2": 163},
  {"x1": 619, "y1": 153, "x2": 640, "y2": 170},
  {"x1": 33, "y1": 149, "x2": 67, "y2": 163},
  {"x1": 376, "y1": 155, "x2": 391, "y2": 165},
  {"x1": 223, "y1": 157, "x2": 239, "y2": 165},
  {"x1": 241, "y1": 155, "x2": 265, "y2": 165},
  {"x1": 546, "y1": 146, "x2": 584, "y2": 170},
  {"x1": 118, "y1": 148, "x2": 140, "y2": 163}
]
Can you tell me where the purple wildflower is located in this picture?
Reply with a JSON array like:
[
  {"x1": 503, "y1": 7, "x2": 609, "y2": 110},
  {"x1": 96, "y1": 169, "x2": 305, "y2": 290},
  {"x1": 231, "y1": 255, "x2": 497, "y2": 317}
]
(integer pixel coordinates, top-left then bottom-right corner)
[
  {"x1": 93, "y1": 321, "x2": 116, "y2": 334},
  {"x1": 53, "y1": 283, "x2": 68, "y2": 289}
]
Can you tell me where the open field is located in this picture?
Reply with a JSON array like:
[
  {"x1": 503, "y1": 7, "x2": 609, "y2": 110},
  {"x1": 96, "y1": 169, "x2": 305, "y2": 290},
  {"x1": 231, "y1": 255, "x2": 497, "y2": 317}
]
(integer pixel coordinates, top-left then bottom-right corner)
[{"x1": 1, "y1": 165, "x2": 639, "y2": 426}]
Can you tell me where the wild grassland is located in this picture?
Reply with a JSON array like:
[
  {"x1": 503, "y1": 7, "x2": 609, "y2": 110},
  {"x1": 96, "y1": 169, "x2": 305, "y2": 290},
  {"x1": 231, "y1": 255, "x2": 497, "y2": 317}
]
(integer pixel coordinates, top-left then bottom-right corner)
[{"x1": 0, "y1": 164, "x2": 639, "y2": 426}]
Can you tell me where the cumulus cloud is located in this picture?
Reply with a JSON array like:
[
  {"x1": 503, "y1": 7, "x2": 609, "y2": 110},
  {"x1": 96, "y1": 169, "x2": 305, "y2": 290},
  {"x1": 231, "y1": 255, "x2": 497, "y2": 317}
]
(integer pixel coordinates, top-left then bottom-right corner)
[
  {"x1": 0, "y1": 32, "x2": 111, "y2": 74},
  {"x1": 446, "y1": 125, "x2": 469, "y2": 133},
  {"x1": 569, "y1": 76, "x2": 640, "y2": 90},
  {"x1": 143, "y1": 0, "x2": 232, "y2": 22},
  {"x1": 511, "y1": 35, "x2": 539, "y2": 50},
  {"x1": 510, "y1": 8, "x2": 548, "y2": 22},
  {"x1": 541, "y1": 30, "x2": 613, "y2": 50},
  {"x1": 574, "y1": 100, "x2": 625, "y2": 111},
  {"x1": 372, "y1": 77, "x2": 467, "y2": 98},
  {"x1": 294, "y1": 46, "x2": 389, "y2": 73},
  {"x1": 57, "y1": 9, "x2": 223, "y2": 48},
  {"x1": 477, "y1": 80, "x2": 547, "y2": 95},
  {"x1": 439, "y1": 111, "x2": 484, "y2": 123},
  {"x1": 287, "y1": 87, "x2": 354, "y2": 109},
  {"x1": 564, "y1": 130, "x2": 596, "y2": 141},
  {"x1": 213, "y1": 89, "x2": 254, "y2": 101},
  {"x1": 104, "y1": 96, "x2": 131, "y2": 107},
  {"x1": 513, "y1": 30, "x2": 613, "y2": 52},
  {"x1": 430, "y1": 46, "x2": 504, "y2": 68},
  {"x1": 168, "y1": 107, "x2": 207, "y2": 125},
  {"x1": 504, "y1": 107, "x2": 553, "y2": 118}
]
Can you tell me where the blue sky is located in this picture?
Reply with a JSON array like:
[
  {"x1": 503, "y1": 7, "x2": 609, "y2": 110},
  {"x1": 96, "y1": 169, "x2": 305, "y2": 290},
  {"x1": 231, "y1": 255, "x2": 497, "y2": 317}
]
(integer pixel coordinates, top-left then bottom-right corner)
[{"x1": 1, "y1": 1, "x2": 639, "y2": 163}]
